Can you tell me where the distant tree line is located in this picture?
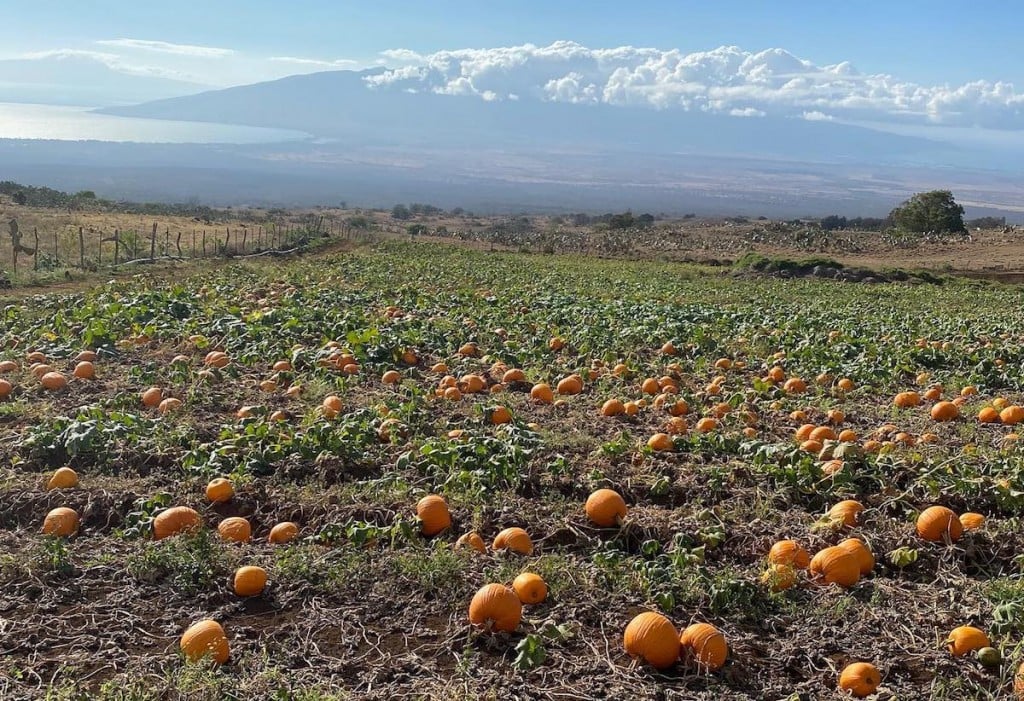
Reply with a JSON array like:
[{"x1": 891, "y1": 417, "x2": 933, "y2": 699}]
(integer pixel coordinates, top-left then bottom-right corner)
[
  {"x1": 566, "y1": 211, "x2": 656, "y2": 229},
  {"x1": 818, "y1": 215, "x2": 888, "y2": 231},
  {"x1": 391, "y1": 203, "x2": 448, "y2": 220}
]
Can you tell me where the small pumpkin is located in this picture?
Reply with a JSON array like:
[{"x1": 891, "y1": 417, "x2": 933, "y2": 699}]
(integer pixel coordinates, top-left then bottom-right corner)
[
  {"x1": 47, "y1": 467, "x2": 79, "y2": 491},
  {"x1": 218, "y1": 517, "x2": 252, "y2": 543},
  {"x1": 180, "y1": 619, "x2": 229, "y2": 664},
  {"x1": 455, "y1": 531, "x2": 486, "y2": 553},
  {"x1": 233, "y1": 566, "x2": 268, "y2": 596},
  {"x1": 623, "y1": 611, "x2": 679, "y2": 670},
  {"x1": 647, "y1": 432, "x2": 674, "y2": 451},
  {"x1": 489, "y1": 406, "x2": 512, "y2": 424},
  {"x1": 416, "y1": 494, "x2": 452, "y2": 536},
  {"x1": 680, "y1": 622, "x2": 728, "y2": 672},
  {"x1": 783, "y1": 377, "x2": 806, "y2": 394},
  {"x1": 930, "y1": 401, "x2": 959, "y2": 421},
  {"x1": 585, "y1": 488, "x2": 627, "y2": 527},
  {"x1": 695, "y1": 417, "x2": 719, "y2": 433},
  {"x1": 979, "y1": 407, "x2": 1001, "y2": 423},
  {"x1": 1001, "y1": 406, "x2": 1024, "y2": 425},
  {"x1": 502, "y1": 368, "x2": 527, "y2": 384},
  {"x1": 153, "y1": 506, "x2": 202, "y2": 540},
  {"x1": 894, "y1": 391, "x2": 921, "y2": 408},
  {"x1": 768, "y1": 540, "x2": 810, "y2": 569},
  {"x1": 40, "y1": 372, "x2": 68, "y2": 391},
  {"x1": 468, "y1": 583, "x2": 522, "y2": 632},
  {"x1": 601, "y1": 399, "x2": 625, "y2": 417},
  {"x1": 268, "y1": 521, "x2": 299, "y2": 544},
  {"x1": 916, "y1": 505, "x2": 962, "y2": 542},
  {"x1": 959, "y1": 512, "x2": 985, "y2": 530},
  {"x1": 838, "y1": 662, "x2": 881, "y2": 698},
  {"x1": 141, "y1": 386, "x2": 163, "y2": 407},
  {"x1": 322, "y1": 395, "x2": 343, "y2": 418},
  {"x1": 206, "y1": 478, "x2": 234, "y2": 503},
  {"x1": 158, "y1": 397, "x2": 182, "y2": 414},
  {"x1": 72, "y1": 361, "x2": 95, "y2": 379},
  {"x1": 556, "y1": 374, "x2": 583, "y2": 396},
  {"x1": 946, "y1": 625, "x2": 989, "y2": 656},
  {"x1": 809, "y1": 546, "x2": 860, "y2": 588},
  {"x1": 512, "y1": 572, "x2": 548, "y2": 605},
  {"x1": 530, "y1": 383, "x2": 554, "y2": 403},
  {"x1": 492, "y1": 527, "x2": 533, "y2": 555},
  {"x1": 0, "y1": 360, "x2": 18, "y2": 373},
  {"x1": 381, "y1": 370, "x2": 401, "y2": 384},
  {"x1": 42, "y1": 507, "x2": 79, "y2": 536}
]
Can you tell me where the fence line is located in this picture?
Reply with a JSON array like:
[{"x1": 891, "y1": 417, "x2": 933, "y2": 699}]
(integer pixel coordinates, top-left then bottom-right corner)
[{"x1": 2, "y1": 217, "x2": 366, "y2": 280}]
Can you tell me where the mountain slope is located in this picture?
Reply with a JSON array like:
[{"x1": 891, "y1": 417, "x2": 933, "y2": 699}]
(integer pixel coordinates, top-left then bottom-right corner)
[{"x1": 100, "y1": 69, "x2": 944, "y2": 163}]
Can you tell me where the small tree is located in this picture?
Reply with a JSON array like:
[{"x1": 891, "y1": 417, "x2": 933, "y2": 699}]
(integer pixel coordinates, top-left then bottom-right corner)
[
  {"x1": 889, "y1": 190, "x2": 965, "y2": 234},
  {"x1": 391, "y1": 204, "x2": 411, "y2": 220}
]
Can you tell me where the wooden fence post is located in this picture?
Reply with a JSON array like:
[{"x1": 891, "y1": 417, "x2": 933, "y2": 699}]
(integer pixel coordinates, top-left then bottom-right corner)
[
  {"x1": 225, "y1": 228, "x2": 231, "y2": 255},
  {"x1": 192, "y1": 230, "x2": 196, "y2": 257},
  {"x1": 202, "y1": 230, "x2": 207, "y2": 257},
  {"x1": 53, "y1": 230, "x2": 58, "y2": 264},
  {"x1": 241, "y1": 228, "x2": 248, "y2": 253},
  {"x1": 78, "y1": 227, "x2": 85, "y2": 268},
  {"x1": 114, "y1": 229, "x2": 120, "y2": 266},
  {"x1": 175, "y1": 231, "x2": 182, "y2": 256},
  {"x1": 34, "y1": 228, "x2": 39, "y2": 270},
  {"x1": 150, "y1": 223, "x2": 157, "y2": 261}
]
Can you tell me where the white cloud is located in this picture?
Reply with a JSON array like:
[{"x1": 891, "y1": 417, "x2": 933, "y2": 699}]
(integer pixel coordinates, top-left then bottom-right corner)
[
  {"x1": 269, "y1": 56, "x2": 359, "y2": 68},
  {"x1": 17, "y1": 48, "x2": 201, "y2": 83},
  {"x1": 366, "y1": 41, "x2": 1024, "y2": 129},
  {"x1": 96, "y1": 38, "x2": 235, "y2": 58}
]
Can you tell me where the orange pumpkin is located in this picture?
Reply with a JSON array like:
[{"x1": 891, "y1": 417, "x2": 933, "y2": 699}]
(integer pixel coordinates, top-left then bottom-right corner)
[
  {"x1": 468, "y1": 583, "x2": 522, "y2": 632},
  {"x1": 647, "y1": 432, "x2": 674, "y2": 452},
  {"x1": 978, "y1": 407, "x2": 1001, "y2": 423},
  {"x1": 1001, "y1": 406, "x2": 1024, "y2": 425},
  {"x1": 809, "y1": 426, "x2": 837, "y2": 442},
  {"x1": 601, "y1": 399, "x2": 625, "y2": 417},
  {"x1": 72, "y1": 361, "x2": 95, "y2": 379},
  {"x1": 268, "y1": 521, "x2": 299, "y2": 544},
  {"x1": 623, "y1": 611, "x2": 679, "y2": 670},
  {"x1": 489, "y1": 406, "x2": 512, "y2": 425},
  {"x1": 783, "y1": 377, "x2": 806, "y2": 394},
  {"x1": 680, "y1": 622, "x2": 728, "y2": 672},
  {"x1": 585, "y1": 489, "x2": 627, "y2": 527},
  {"x1": 153, "y1": 506, "x2": 202, "y2": 540},
  {"x1": 455, "y1": 531, "x2": 486, "y2": 553},
  {"x1": 416, "y1": 494, "x2": 452, "y2": 536},
  {"x1": 959, "y1": 512, "x2": 985, "y2": 530},
  {"x1": 180, "y1": 619, "x2": 229, "y2": 664},
  {"x1": 768, "y1": 540, "x2": 810, "y2": 569},
  {"x1": 381, "y1": 370, "x2": 401, "y2": 384},
  {"x1": 827, "y1": 500, "x2": 865, "y2": 528},
  {"x1": 205, "y1": 478, "x2": 234, "y2": 503},
  {"x1": 512, "y1": 572, "x2": 548, "y2": 605},
  {"x1": 837, "y1": 537, "x2": 874, "y2": 576},
  {"x1": 946, "y1": 625, "x2": 989, "y2": 656},
  {"x1": 894, "y1": 391, "x2": 921, "y2": 408},
  {"x1": 930, "y1": 401, "x2": 959, "y2": 421},
  {"x1": 809, "y1": 546, "x2": 860, "y2": 587},
  {"x1": 233, "y1": 566, "x2": 267, "y2": 596},
  {"x1": 530, "y1": 383, "x2": 554, "y2": 403},
  {"x1": 321, "y1": 395, "x2": 343, "y2": 417},
  {"x1": 916, "y1": 505, "x2": 962, "y2": 542},
  {"x1": 492, "y1": 527, "x2": 533, "y2": 555},
  {"x1": 46, "y1": 467, "x2": 79, "y2": 491},
  {"x1": 556, "y1": 374, "x2": 583, "y2": 396},
  {"x1": 42, "y1": 507, "x2": 79, "y2": 537},
  {"x1": 217, "y1": 517, "x2": 252, "y2": 543},
  {"x1": 839, "y1": 662, "x2": 881, "y2": 698},
  {"x1": 502, "y1": 368, "x2": 527, "y2": 384},
  {"x1": 40, "y1": 372, "x2": 68, "y2": 391},
  {"x1": 141, "y1": 387, "x2": 163, "y2": 408},
  {"x1": 695, "y1": 417, "x2": 718, "y2": 433}
]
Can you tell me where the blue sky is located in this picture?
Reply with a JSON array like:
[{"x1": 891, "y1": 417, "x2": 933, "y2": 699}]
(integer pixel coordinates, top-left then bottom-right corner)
[{"x1": 2, "y1": 0, "x2": 1022, "y2": 86}]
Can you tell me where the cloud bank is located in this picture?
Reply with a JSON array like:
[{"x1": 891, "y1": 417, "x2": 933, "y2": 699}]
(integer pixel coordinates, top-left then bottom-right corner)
[
  {"x1": 96, "y1": 38, "x2": 235, "y2": 58},
  {"x1": 366, "y1": 41, "x2": 1024, "y2": 129}
]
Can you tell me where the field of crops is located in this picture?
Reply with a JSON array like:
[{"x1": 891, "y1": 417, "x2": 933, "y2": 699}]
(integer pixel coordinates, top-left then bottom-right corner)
[{"x1": 4, "y1": 241, "x2": 1024, "y2": 700}]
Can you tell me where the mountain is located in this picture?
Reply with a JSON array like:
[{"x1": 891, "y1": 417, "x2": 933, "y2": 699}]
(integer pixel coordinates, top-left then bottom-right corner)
[
  {"x1": 0, "y1": 53, "x2": 206, "y2": 106},
  {"x1": 100, "y1": 69, "x2": 947, "y2": 164}
]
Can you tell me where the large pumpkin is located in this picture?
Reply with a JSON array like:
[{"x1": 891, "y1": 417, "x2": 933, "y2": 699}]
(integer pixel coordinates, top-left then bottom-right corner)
[
  {"x1": 233, "y1": 566, "x2": 268, "y2": 596},
  {"x1": 585, "y1": 489, "x2": 627, "y2": 527},
  {"x1": 42, "y1": 507, "x2": 79, "y2": 537},
  {"x1": 180, "y1": 619, "x2": 229, "y2": 664},
  {"x1": 492, "y1": 527, "x2": 533, "y2": 555},
  {"x1": 468, "y1": 583, "x2": 522, "y2": 632},
  {"x1": 416, "y1": 494, "x2": 452, "y2": 536},
  {"x1": 916, "y1": 506, "x2": 962, "y2": 542},
  {"x1": 809, "y1": 546, "x2": 860, "y2": 588},
  {"x1": 623, "y1": 612, "x2": 679, "y2": 670},
  {"x1": 680, "y1": 622, "x2": 728, "y2": 672},
  {"x1": 153, "y1": 506, "x2": 202, "y2": 540},
  {"x1": 217, "y1": 517, "x2": 252, "y2": 543}
]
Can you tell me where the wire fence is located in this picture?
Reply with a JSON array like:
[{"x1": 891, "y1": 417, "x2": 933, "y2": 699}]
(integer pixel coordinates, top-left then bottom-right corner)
[{"x1": 1, "y1": 215, "x2": 378, "y2": 282}]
